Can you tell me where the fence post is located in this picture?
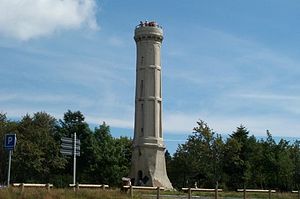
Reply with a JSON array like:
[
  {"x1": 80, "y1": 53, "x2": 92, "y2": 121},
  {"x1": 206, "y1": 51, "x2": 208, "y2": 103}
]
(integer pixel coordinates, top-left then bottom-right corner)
[
  {"x1": 298, "y1": 189, "x2": 300, "y2": 199},
  {"x1": 130, "y1": 185, "x2": 133, "y2": 199},
  {"x1": 215, "y1": 182, "x2": 218, "y2": 199},
  {"x1": 156, "y1": 186, "x2": 160, "y2": 199},
  {"x1": 243, "y1": 188, "x2": 246, "y2": 199},
  {"x1": 21, "y1": 183, "x2": 24, "y2": 192},
  {"x1": 102, "y1": 184, "x2": 105, "y2": 190},
  {"x1": 268, "y1": 189, "x2": 271, "y2": 199},
  {"x1": 188, "y1": 187, "x2": 191, "y2": 199},
  {"x1": 46, "y1": 183, "x2": 50, "y2": 192}
]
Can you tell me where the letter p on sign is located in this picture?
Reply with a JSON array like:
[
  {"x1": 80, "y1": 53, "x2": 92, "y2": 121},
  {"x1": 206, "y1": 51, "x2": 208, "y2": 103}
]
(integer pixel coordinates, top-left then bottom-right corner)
[{"x1": 4, "y1": 134, "x2": 16, "y2": 150}]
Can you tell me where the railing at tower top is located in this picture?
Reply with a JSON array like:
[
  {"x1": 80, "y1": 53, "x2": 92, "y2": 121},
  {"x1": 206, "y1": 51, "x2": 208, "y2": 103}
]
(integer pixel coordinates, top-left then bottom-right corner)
[{"x1": 136, "y1": 21, "x2": 162, "y2": 29}]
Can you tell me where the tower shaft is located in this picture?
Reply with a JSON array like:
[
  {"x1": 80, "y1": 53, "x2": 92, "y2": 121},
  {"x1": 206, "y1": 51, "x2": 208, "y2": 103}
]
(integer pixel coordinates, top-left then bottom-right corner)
[{"x1": 130, "y1": 21, "x2": 172, "y2": 189}]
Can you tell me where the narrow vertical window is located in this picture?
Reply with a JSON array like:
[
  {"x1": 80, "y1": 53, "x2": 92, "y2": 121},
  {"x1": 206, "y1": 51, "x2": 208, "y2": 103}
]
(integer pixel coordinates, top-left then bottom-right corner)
[
  {"x1": 141, "y1": 103, "x2": 144, "y2": 136},
  {"x1": 159, "y1": 102, "x2": 162, "y2": 138},
  {"x1": 141, "y1": 56, "x2": 144, "y2": 65},
  {"x1": 159, "y1": 72, "x2": 162, "y2": 98},
  {"x1": 140, "y1": 80, "x2": 144, "y2": 98}
]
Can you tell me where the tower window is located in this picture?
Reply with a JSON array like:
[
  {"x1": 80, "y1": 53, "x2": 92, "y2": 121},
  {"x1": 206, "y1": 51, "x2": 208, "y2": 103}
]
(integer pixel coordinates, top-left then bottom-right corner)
[
  {"x1": 140, "y1": 80, "x2": 144, "y2": 97},
  {"x1": 141, "y1": 103, "x2": 144, "y2": 136},
  {"x1": 159, "y1": 101, "x2": 162, "y2": 138},
  {"x1": 141, "y1": 56, "x2": 144, "y2": 65}
]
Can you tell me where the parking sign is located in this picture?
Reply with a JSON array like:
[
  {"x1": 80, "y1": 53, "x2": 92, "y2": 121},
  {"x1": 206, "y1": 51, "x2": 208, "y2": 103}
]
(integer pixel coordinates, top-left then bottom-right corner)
[{"x1": 4, "y1": 134, "x2": 16, "y2": 150}]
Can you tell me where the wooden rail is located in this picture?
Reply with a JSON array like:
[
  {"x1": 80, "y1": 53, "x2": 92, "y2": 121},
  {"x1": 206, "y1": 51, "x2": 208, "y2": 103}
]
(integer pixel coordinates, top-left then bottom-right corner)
[
  {"x1": 123, "y1": 186, "x2": 164, "y2": 199},
  {"x1": 292, "y1": 190, "x2": 300, "y2": 199},
  {"x1": 69, "y1": 183, "x2": 109, "y2": 191},
  {"x1": 12, "y1": 183, "x2": 53, "y2": 191},
  {"x1": 237, "y1": 189, "x2": 276, "y2": 199},
  {"x1": 237, "y1": 189, "x2": 276, "y2": 193},
  {"x1": 182, "y1": 187, "x2": 223, "y2": 199}
]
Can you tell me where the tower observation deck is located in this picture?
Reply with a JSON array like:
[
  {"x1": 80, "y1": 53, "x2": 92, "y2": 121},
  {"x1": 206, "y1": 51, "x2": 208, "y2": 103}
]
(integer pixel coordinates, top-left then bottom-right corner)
[{"x1": 130, "y1": 21, "x2": 173, "y2": 189}]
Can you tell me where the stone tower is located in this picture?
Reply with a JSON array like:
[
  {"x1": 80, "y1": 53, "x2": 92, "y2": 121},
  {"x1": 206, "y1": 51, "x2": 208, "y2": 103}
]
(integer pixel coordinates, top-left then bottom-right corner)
[{"x1": 130, "y1": 21, "x2": 173, "y2": 189}]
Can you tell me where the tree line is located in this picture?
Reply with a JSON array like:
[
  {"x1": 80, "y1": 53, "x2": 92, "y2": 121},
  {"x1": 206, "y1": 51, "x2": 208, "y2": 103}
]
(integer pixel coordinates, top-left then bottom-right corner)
[
  {"x1": 1, "y1": 111, "x2": 300, "y2": 191},
  {"x1": 0, "y1": 110, "x2": 132, "y2": 187},
  {"x1": 166, "y1": 120, "x2": 300, "y2": 191}
]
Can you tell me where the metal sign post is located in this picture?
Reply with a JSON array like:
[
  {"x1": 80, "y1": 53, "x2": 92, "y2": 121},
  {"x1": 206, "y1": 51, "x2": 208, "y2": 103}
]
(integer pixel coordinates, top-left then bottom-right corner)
[
  {"x1": 60, "y1": 133, "x2": 80, "y2": 187},
  {"x1": 7, "y1": 150, "x2": 12, "y2": 186},
  {"x1": 4, "y1": 134, "x2": 17, "y2": 187},
  {"x1": 73, "y1": 132, "x2": 76, "y2": 186}
]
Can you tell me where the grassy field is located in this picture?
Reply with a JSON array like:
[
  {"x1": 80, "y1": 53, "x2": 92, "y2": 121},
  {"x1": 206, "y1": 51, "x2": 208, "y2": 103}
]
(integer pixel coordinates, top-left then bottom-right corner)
[
  {"x1": 192, "y1": 191, "x2": 300, "y2": 199},
  {"x1": 0, "y1": 188, "x2": 138, "y2": 199},
  {"x1": 0, "y1": 188, "x2": 300, "y2": 199}
]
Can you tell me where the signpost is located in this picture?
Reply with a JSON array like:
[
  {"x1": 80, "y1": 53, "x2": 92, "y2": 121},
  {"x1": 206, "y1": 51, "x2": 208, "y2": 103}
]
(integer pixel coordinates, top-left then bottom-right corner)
[
  {"x1": 60, "y1": 137, "x2": 80, "y2": 156},
  {"x1": 60, "y1": 133, "x2": 80, "y2": 187},
  {"x1": 4, "y1": 134, "x2": 17, "y2": 150},
  {"x1": 4, "y1": 134, "x2": 17, "y2": 186}
]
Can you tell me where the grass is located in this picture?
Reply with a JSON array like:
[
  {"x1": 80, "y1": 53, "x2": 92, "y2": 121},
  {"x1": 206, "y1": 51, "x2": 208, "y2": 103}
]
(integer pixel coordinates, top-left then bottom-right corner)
[
  {"x1": 192, "y1": 191, "x2": 300, "y2": 199},
  {"x1": 0, "y1": 188, "x2": 138, "y2": 199},
  {"x1": 0, "y1": 188, "x2": 300, "y2": 199}
]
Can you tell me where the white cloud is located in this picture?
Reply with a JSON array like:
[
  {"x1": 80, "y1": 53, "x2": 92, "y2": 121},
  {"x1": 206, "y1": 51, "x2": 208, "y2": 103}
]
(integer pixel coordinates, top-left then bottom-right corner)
[{"x1": 0, "y1": 0, "x2": 99, "y2": 40}]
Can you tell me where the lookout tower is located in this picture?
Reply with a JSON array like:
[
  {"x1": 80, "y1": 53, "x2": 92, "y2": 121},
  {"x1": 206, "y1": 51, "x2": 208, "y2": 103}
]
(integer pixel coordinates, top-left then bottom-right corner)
[{"x1": 130, "y1": 21, "x2": 173, "y2": 189}]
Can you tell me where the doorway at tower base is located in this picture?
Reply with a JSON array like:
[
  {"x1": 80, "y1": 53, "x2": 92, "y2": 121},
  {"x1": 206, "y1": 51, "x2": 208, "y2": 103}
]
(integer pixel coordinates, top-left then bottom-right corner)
[{"x1": 129, "y1": 144, "x2": 173, "y2": 190}]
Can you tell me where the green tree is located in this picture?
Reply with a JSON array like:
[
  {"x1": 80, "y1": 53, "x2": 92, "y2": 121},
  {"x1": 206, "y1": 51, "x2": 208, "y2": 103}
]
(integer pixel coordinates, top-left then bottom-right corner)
[
  {"x1": 110, "y1": 136, "x2": 132, "y2": 185},
  {"x1": 169, "y1": 120, "x2": 224, "y2": 188},
  {"x1": 0, "y1": 113, "x2": 18, "y2": 184},
  {"x1": 92, "y1": 122, "x2": 132, "y2": 186},
  {"x1": 260, "y1": 131, "x2": 277, "y2": 188},
  {"x1": 223, "y1": 125, "x2": 253, "y2": 190},
  {"x1": 12, "y1": 112, "x2": 66, "y2": 183},
  {"x1": 56, "y1": 110, "x2": 93, "y2": 184},
  {"x1": 248, "y1": 130, "x2": 294, "y2": 190},
  {"x1": 276, "y1": 139, "x2": 293, "y2": 190},
  {"x1": 248, "y1": 137, "x2": 265, "y2": 189},
  {"x1": 165, "y1": 150, "x2": 172, "y2": 173},
  {"x1": 169, "y1": 145, "x2": 191, "y2": 188},
  {"x1": 58, "y1": 110, "x2": 90, "y2": 140},
  {"x1": 0, "y1": 113, "x2": 8, "y2": 184},
  {"x1": 291, "y1": 140, "x2": 300, "y2": 190}
]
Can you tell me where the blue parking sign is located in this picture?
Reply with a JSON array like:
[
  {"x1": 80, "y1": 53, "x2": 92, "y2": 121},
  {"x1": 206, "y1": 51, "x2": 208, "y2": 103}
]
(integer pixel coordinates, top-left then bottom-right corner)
[{"x1": 4, "y1": 134, "x2": 16, "y2": 150}]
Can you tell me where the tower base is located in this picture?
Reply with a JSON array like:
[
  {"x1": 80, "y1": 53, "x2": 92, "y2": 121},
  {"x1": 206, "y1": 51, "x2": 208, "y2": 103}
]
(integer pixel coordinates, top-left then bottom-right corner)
[{"x1": 130, "y1": 144, "x2": 173, "y2": 189}]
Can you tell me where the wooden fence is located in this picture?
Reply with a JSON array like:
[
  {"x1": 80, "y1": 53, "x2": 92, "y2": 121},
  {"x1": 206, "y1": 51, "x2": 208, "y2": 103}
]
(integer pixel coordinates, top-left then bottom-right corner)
[
  {"x1": 69, "y1": 183, "x2": 109, "y2": 191},
  {"x1": 123, "y1": 185, "x2": 164, "y2": 199},
  {"x1": 237, "y1": 189, "x2": 276, "y2": 199},
  {"x1": 12, "y1": 183, "x2": 53, "y2": 191},
  {"x1": 291, "y1": 190, "x2": 300, "y2": 199},
  {"x1": 182, "y1": 187, "x2": 223, "y2": 199}
]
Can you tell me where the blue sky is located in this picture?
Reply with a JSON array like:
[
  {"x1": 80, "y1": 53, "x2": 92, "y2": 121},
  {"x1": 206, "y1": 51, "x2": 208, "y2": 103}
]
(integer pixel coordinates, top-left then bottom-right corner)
[{"x1": 1, "y1": 1, "x2": 300, "y2": 153}]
